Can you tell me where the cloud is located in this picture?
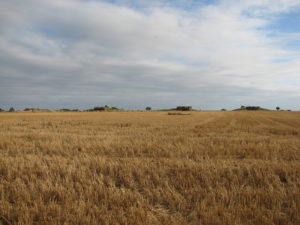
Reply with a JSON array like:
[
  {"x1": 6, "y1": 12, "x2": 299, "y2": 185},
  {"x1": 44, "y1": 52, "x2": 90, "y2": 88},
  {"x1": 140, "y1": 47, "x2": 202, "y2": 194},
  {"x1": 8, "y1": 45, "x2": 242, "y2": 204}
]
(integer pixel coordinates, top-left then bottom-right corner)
[{"x1": 0, "y1": 0, "x2": 300, "y2": 110}]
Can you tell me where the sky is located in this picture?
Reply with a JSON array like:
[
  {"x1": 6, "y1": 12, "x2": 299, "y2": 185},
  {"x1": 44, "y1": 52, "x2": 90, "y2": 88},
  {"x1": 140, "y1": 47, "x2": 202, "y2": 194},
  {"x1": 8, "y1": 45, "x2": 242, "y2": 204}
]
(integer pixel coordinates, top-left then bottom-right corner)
[{"x1": 0, "y1": 0, "x2": 300, "y2": 110}]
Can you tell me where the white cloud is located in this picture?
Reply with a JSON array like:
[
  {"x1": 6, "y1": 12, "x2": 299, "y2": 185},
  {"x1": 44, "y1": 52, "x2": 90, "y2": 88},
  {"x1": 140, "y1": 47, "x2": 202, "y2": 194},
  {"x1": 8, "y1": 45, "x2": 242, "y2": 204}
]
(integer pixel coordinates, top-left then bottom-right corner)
[{"x1": 0, "y1": 0, "x2": 300, "y2": 110}]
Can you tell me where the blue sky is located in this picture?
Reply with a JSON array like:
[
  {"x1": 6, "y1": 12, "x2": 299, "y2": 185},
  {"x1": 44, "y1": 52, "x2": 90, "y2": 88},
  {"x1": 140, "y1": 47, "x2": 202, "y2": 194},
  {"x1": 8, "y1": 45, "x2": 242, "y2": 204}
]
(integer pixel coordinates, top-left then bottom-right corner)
[
  {"x1": 266, "y1": 8, "x2": 300, "y2": 33},
  {"x1": 0, "y1": 0, "x2": 300, "y2": 110}
]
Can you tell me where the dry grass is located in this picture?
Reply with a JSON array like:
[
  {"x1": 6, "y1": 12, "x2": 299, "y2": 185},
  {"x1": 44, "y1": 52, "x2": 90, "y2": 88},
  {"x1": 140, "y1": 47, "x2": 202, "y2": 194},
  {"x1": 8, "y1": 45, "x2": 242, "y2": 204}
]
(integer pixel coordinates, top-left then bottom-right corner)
[{"x1": 0, "y1": 111, "x2": 299, "y2": 225}]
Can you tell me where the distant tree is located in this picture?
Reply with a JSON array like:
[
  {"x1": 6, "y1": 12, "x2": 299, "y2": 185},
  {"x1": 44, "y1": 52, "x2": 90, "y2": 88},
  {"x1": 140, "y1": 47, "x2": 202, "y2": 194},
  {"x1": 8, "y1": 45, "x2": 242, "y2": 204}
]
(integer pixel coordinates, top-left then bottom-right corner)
[
  {"x1": 146, "y1": 107, "x2": 151, "y2": 111},
  {"x1": 276, "y1": 106, "x2": 280, "y2": 111},
  {"x1": 176, "y1": 106, "x2": 192, "y2": 111},
  {"x1": 221, "y1": 109, "x2": 226, "y2": 111},
  {"x1": 94, "y1": 106, "x2": 105, "y2": 111},
  {"x1": 9, "y1": 107, "x2": 15, "y2": 112},
  {"x1": 245, "y1": 106, "x2": 260, "y2": 110},
  {"x1": 241, "y1": 105, "x2": 245, "y2": 110}
]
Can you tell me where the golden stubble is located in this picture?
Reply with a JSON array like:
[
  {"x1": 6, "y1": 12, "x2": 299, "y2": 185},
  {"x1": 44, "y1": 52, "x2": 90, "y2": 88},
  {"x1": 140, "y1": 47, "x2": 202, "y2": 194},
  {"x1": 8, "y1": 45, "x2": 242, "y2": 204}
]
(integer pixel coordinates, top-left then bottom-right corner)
[{"x1": 0, "y1": 111, "x2": 299, "y2": 225}]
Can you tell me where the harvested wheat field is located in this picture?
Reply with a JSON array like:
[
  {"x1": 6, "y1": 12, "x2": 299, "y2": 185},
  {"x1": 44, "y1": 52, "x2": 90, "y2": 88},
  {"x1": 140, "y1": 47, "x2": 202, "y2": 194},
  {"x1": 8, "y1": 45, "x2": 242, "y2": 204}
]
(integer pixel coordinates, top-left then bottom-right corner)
[{"x1": 0, "y1": 111, "x2": 299, "y2": 225}]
